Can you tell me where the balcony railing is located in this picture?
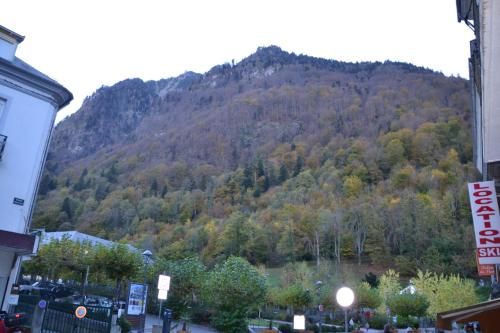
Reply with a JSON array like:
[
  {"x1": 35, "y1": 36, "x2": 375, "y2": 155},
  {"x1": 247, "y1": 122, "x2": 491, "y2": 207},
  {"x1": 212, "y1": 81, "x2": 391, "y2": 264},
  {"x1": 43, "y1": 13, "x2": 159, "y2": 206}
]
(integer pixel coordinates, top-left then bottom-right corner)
[{"x1": 0, "y1": 134, "x2": 6, "y2": 160}]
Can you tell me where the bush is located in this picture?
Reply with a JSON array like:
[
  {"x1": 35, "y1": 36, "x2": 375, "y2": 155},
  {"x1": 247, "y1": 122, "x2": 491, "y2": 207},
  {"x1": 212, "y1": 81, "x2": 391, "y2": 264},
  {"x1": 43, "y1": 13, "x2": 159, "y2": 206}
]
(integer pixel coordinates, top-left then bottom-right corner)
[
  {"x1": 395, "y1": 316, "x2": 419, "y2": 329},
  {"x1": 306, "y1": 323, "x2": 319, "y2": 333},
  {"x1": 319, "y1": 325, "x2": 338, "y2": 332},
  {"x1": 117, "y1": 316, "x2": 131, "y2": 333},
  {"x1": 368, "y1": 313, "x2": 389, "y2": 329},
  {"x1": 356, "y1": 282, "x2": 382, "y2": 309},
  {"x1": 387, "y1": 293, "x2": 429, "y2": 318},
  {"x1": 278, "y1": 323, "x2": 292, "y2": 333},
  {"x1": 211, "y1": 309, "x2": 248, "y2": 333}
]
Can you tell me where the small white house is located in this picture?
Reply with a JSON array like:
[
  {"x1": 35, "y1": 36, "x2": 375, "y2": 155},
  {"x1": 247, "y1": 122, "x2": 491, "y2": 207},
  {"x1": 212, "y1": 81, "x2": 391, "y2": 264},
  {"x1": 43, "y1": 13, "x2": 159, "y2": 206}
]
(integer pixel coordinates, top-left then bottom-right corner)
[{"x1": 0, "y1": 25, "x2": 72, "y2": 309}]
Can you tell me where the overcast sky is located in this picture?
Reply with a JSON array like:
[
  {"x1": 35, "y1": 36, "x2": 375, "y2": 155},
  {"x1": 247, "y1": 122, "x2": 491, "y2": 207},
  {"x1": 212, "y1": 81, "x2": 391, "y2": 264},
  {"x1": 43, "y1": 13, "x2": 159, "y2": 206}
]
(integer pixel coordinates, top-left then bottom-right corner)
[{"x1": 2, "y1": 0, "x2": 474, "y2": 122}]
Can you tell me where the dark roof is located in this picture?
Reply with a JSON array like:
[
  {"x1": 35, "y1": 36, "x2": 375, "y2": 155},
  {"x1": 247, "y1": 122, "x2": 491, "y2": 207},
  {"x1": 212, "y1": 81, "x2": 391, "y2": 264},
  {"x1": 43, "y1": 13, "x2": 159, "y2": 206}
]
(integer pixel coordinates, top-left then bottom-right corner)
[
  {"x1": 11, "y1": 57, "x2": 60, "y2": 84},
  {"x1": 0, "y1": 25, "x2": 25, "y2": 43},
  {"x1": 0, "y1": 56, "x2": 72, "y2": 108}
]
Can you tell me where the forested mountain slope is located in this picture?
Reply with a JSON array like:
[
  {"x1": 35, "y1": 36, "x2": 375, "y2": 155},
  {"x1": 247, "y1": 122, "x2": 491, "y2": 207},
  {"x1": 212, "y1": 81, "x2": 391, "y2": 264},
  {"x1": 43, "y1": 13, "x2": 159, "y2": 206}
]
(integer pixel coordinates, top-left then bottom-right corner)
[{"x1": 35, "y1": 46, "x2": 477, "y2": 276}]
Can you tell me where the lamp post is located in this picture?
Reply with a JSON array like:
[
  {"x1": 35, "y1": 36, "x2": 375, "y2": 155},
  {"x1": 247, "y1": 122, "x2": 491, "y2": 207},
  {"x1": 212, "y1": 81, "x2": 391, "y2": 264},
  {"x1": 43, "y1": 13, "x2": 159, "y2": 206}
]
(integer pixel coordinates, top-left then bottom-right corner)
[
  {"x1": 140, "y1": 250, "x2": 153, "y2": 333},
  {"x1": 336, "y1": 287, "x2": 354, "y2": 333},
  {"x1": 315, "y1": 280, "x2": 323, "y2": 333},
  {"x1": 83, "y1": 250, "x2": 89, "y2": 297}
]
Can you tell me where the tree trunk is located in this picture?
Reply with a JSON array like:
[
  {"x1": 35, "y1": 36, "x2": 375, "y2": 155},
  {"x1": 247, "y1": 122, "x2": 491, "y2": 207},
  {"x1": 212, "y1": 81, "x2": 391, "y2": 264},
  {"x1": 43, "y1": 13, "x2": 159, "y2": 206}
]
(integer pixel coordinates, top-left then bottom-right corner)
[
  {"x1": 115, "y1": 279, "x2": 121, "y2": 300},
  {"x1": 315, "y1": 231, "x2": 320, "y2": 268}
]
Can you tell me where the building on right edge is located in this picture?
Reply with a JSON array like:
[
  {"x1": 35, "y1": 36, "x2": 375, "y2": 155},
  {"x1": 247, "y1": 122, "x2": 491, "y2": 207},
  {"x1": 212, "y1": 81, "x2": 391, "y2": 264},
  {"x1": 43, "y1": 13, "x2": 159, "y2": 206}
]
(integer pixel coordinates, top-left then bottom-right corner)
[{"x1": 457, "y1": 0, "x2": 500, "y2": 188}]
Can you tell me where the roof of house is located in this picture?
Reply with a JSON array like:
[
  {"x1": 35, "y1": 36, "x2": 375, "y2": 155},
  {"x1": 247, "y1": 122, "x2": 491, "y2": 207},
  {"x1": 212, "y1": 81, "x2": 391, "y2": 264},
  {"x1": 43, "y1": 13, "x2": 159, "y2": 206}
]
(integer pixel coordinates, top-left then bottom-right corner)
[
  {"x1": 0, "y1": 25, "x2": 24, "y2": 43},
  {"x1": 42, "y1": 231, "x2": 137, "y2": 252},
  {"x1": 437, "y1": 298, "x2": 500, "y2": 332},
  {"x1": 0, "y1": 56, "x2": 73, "y2": 108},
  {"x1": 0, "y1": 24, "x2": 72, "y2": 109}
]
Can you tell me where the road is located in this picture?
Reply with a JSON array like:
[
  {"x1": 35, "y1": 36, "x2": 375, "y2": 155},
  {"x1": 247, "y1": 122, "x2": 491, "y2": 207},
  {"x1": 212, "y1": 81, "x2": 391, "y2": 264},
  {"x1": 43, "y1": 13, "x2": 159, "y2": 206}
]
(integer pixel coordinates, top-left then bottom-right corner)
[{"x1": 112, "y1": 314, "x2": 217, "y2": 333}]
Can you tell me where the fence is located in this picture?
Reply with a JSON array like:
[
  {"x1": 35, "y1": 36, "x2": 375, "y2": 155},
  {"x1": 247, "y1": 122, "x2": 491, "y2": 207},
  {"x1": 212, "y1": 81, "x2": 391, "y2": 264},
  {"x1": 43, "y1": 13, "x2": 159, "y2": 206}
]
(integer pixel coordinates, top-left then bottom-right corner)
[
  {"x1": 14, "y1": 295, "x2": 112, "y2": 333},
  {"x1": 41, "y1": 306, "x2": 111, "y2": 333},
  {"x1": 14, "y1": 294, "x2": 40, "y2": 324}
]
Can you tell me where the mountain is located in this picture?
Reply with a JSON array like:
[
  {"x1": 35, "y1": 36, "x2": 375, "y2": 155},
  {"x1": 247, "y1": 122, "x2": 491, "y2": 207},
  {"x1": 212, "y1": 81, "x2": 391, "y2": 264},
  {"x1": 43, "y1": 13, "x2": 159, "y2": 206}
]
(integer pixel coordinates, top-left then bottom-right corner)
[{"x1": 35, "y1": 46, "x2": 477, "y2": 276}]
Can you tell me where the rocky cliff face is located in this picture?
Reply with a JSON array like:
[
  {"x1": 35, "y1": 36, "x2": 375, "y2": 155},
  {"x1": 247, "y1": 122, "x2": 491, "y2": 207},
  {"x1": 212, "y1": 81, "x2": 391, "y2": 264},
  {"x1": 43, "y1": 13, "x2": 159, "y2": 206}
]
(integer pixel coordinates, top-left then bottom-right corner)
[
  {"x1": 50, "y1": 72, "x2": 201, "y2": 167},
  {"x1": 48, "y1": 46, "x2": 464, "y2": 174}
]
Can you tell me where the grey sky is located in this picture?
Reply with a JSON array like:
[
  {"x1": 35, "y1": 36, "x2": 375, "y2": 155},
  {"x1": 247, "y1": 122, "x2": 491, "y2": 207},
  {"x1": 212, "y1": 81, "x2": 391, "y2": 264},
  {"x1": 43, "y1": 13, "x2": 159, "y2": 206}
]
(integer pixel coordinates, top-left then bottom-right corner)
[{"x1": 1, "y1": 0, "x2": 474, "y2": 122}]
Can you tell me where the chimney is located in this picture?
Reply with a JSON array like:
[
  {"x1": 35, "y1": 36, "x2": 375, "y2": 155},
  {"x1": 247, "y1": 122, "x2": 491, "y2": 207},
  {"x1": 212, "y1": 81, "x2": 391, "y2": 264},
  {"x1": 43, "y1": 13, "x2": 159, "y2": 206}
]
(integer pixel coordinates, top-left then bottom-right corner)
[{"x1": 0, "y1": 25, "x2": 25, "y2": 62}]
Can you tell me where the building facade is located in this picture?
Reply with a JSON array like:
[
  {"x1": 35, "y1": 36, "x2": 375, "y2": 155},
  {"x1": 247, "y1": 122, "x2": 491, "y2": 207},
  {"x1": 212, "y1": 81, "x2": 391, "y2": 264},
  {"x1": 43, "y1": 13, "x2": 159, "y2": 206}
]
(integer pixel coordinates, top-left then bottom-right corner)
[
  {"x1": 0, "y1": 25, "x2": 72, "y2": 309},
  {"x1": 457, "y1": 0, "x2": 500, "y2": 187}
]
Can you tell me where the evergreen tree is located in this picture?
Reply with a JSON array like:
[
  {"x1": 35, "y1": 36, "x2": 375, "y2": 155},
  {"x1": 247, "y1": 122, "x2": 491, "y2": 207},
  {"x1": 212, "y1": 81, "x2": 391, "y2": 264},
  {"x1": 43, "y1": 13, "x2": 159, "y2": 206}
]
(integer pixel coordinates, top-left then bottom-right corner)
[
  {"x1": 293, "y1": 155, "x2": 304, "y2": 177},
  {"x1": 242, "y1": 164, "x2": 253, "y2": 189},
  {"x1": 61, "y1": 197, "x2": 73, "y2": 221},
  {"x1": 150, "y1": 179, "x2": 158, "y2": 196},
  {"x1": 256, "y1": 158, "x2": 265, "y2": 178},
  {"x1": 279, "y1": 163, "x2": 288, "y2": 183}
]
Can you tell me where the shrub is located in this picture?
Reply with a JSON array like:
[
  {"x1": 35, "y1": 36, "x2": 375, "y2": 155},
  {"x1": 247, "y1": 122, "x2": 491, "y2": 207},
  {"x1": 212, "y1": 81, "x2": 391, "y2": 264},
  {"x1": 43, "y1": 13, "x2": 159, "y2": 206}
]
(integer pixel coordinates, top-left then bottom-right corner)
[
  {"x1": 387, "y1": 293, "x2": 429, "y2": 318},
  {"x1": 395, "y1": 316, "x2": 419, "y2": 329},
  {"x1": 306, "y1": 323, "x2": 319, "y2": 333},
  {"x1": 117, "y1": 316, "x2": 131, "y2": 333},
  {"x1": 413, "y1": 271, "x2": 478, "y2": 317},
  {"x1": 278, "y1": 323, "x2": 292, "y2": 333},
  {"x1": 368, "y1": 313, "x2": 389, "y2": 329},
  {"x1": 211, "y1": 309, "x2": 248, "y2": 333},
  {"x1": 356, "y1": 282, "x2": 382, "y2": 309}
]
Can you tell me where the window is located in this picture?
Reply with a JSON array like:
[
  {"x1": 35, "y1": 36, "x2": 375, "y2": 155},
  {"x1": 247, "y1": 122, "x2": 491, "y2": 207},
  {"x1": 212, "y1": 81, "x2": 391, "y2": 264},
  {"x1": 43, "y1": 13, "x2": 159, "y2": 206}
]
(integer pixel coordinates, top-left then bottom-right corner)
[
  {"x1": 0, "y1": 98, "x2": 6, "y2": 160},
  {"x1": 0, "y1": 98, "x2": 5, "y2": 117}
]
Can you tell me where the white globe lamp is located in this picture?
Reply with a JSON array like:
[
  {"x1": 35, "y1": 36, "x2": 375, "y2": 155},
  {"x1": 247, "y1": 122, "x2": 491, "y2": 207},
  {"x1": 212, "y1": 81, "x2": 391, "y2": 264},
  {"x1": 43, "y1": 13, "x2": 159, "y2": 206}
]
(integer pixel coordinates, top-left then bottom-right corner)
[
  {"x1": 336, "y1": 287, "x2": 354, "y2": 307},
  {"x1": 336, "y1": 287, "x2": 354, "y2": 333}
]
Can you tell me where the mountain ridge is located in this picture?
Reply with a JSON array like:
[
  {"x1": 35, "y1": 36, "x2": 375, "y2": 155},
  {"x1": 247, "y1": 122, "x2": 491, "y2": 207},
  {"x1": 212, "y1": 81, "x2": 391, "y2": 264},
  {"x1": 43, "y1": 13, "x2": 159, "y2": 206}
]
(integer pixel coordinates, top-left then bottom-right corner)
[
  {"x1": 35, "y1": 46, "x2": 476, "y2": 276},
  {"x1": 48, "y1": 46, "x2": 457, "y2": 173}
]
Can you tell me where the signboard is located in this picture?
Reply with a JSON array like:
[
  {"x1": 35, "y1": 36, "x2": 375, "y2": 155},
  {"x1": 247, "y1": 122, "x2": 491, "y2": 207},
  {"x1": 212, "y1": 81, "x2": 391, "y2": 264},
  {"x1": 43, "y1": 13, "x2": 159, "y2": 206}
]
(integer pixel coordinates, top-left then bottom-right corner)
[
  {"x1": 478, "y1": 263, "x2": 496, "y2": 276},
  {"x1": 158, "y1": 275, "x2": 170, "y2": 291},
  {"x1": 158, "y1": 289, "x2": 168, "y2": 300},
  {"x1": 468, "y1": 181, "x2": 500, "y2": 264},
  {"x1": 38, "y1": 300, "x2": 47, "y2": 309},
  {"x1": 7, "y1": 295, "x2": 19, "y2": 305},
  {"x1": 75, "y1": 306, "x2": 87, "y2": 319},
  {"x1": 8, "y1": 284, "x2": 19, "y2": 305},
  {"x1": 13, "y1": 197, "x2": 24, "y2": 206},
  {"x1": 476, "y1": 252, "x2": 496, "y2": 276},
  {"x1": 127, "y1": 283, "x2": 148, "y2": 316},
  {"x1": 293, "y1": 315, "x2": 305, "y2": 330}
]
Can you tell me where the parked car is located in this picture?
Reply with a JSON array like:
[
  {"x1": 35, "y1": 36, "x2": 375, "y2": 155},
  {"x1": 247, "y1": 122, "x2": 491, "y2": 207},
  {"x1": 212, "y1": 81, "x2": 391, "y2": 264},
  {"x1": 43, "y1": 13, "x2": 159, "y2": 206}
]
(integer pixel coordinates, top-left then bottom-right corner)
[
  {"x1": 84, "y1": 295, "x2": 112, "y2": 308},
  {"x1": 67, "y1": 295, "x2": 112, "y2": 308},
  {"x1": 19, "y1": 281, "x2": 72, "y2": 299}
]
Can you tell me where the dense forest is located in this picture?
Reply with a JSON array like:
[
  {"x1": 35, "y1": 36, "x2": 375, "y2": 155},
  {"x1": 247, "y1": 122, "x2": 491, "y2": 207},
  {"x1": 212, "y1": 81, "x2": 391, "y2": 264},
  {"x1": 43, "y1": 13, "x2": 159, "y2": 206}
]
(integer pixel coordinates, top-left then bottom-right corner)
[{"x1": 33, "y1": 46, "x2": 478, "y2": 277}]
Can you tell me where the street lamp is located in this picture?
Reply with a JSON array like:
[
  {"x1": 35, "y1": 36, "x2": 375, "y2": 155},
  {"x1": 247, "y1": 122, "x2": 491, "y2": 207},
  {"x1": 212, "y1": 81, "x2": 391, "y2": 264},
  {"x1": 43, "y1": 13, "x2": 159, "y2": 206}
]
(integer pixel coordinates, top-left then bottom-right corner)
[
  {"x1": 140, "y1": 250, "x2": 153, "y2": 333},
  {"x1": 82, "y1": 250, "x2": 89, "y2": 297},
  {"x1": 315, "y1": 280, "x2": 323, "y2": 333},
  {"x1": 336, "y1": 287, "x2": 354, "y2": 333}
]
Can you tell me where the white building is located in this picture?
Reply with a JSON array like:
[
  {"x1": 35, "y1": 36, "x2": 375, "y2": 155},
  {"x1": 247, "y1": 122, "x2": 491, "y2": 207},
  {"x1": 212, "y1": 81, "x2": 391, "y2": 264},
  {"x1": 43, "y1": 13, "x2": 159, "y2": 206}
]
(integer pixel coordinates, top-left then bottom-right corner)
[
  {"x1": 0, "y1": 25, "x2": 72, "y2": 309},
  {"x1": 457, "y1": 0, "x2": 500, "y2": 186}
]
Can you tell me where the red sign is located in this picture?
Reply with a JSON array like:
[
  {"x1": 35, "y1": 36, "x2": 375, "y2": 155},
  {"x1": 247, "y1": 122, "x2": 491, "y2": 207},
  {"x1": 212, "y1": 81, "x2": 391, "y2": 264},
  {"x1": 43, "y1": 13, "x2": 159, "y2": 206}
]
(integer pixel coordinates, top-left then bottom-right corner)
[
  {"x1": 468, "y1": 181, "x2": 500, "y2": 264},
  {"x1": 478, "y1": 263, "x2": 495, "y2": 276},
  {"x1": 476, "y1": 252, "x2": 496, "y2": 276},
  {"x1": 75, "y1": 306, "x2": 87, "y2": 319}
]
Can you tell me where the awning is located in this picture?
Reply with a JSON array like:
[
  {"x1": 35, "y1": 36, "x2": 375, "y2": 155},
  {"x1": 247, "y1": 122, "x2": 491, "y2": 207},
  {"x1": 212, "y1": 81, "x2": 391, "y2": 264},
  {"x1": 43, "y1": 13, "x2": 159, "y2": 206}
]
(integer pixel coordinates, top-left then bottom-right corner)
[
  {"x1": 436, "y1": 298, "x2": 500, "y2": 333},
  {"x1": 0, "y1": 229, "x2": 38, "y2": 255}
]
